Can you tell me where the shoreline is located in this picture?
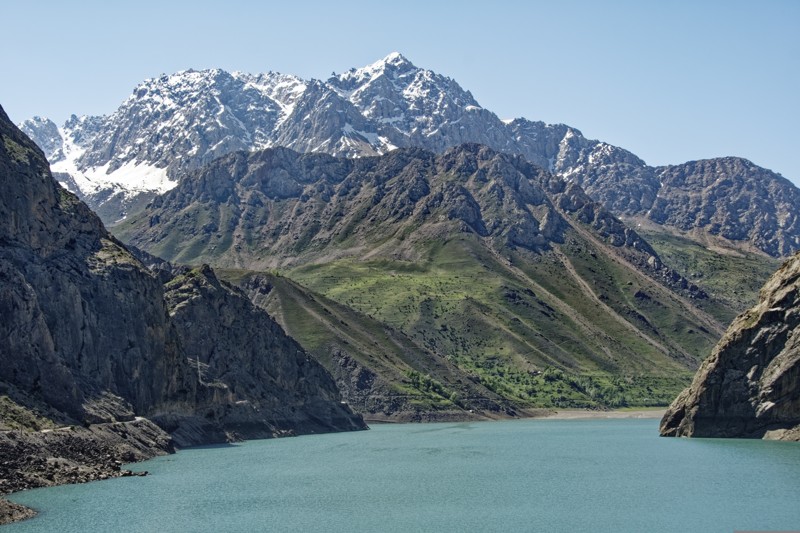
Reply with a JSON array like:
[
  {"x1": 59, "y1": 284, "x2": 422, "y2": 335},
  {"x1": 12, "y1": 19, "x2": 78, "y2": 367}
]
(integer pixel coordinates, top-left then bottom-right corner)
[
  {"x1": 540, "y1": 408, "x2": 666, "y2": 420},
  {"x1": 0, "y1": 419, "x2": 172, "y2": 527},
  {"x1": 362, "y1": 407, "x2": 667, "y2": 424}
]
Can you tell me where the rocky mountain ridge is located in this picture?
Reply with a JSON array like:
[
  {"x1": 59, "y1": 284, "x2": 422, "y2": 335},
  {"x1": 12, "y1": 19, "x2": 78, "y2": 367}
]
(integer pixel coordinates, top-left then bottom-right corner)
[
  {"x1": 117, "y1": 143, "x2": 703, "y2": 299},
  {"x1": 19, "y1": 54, "x2": 799, "y2": 257}
]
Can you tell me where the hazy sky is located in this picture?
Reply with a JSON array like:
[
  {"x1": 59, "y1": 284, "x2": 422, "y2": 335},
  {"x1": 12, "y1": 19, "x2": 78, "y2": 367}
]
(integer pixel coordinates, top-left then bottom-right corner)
[{"x1": 3, "y1": 0, "x2": 798, "y2": 182}]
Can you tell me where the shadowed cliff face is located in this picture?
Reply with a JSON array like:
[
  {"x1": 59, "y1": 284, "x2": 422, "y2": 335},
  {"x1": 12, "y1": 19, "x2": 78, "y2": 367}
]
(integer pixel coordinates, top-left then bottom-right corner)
[
  {"x1": 158, "y1": 263, "x2": 366, "y2": 444},
  {"x1": 660, "y1": 252, "x2": 800, "y2": 440},
  {"x1": 0, "y1": 104, "x2": 365, "y2": 447},
  {"x1": 0, "y1": 103, "x2": 180, "y2": 421}
]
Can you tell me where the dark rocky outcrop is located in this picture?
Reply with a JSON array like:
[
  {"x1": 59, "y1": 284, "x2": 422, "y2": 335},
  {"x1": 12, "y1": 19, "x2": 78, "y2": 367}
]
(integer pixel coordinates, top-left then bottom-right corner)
[
  {"x1": 0, "y1": 104, "x2": 365, "y2": 523},
  {"x1": 160, "y1": 264, "x2": 365, "y2": 445},
  {"x1": 660, "y1": 252, "x2": 800, "y2": 440}
]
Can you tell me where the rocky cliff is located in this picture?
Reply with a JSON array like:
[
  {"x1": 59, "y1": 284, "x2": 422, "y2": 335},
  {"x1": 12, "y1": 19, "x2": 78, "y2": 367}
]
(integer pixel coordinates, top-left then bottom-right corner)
[
  {"x1": 159, "y1": 263, "x2": 365, "y2": 442},
  {"x1": 660, "y1": 252, "x2": 800, "y2": 440},
  {"x1": 0, "y1": 102, "x2": 363, "y2": 440},
  {"x1": 648, "y1": 158, "x2": 800, "y2": 257},
  {"x1": 0, "y1": 103, "x2": 365, "y2": 523}
]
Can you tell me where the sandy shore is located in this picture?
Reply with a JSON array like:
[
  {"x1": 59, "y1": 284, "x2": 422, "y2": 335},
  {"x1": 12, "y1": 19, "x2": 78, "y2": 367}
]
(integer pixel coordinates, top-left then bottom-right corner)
[
  {"x1": 540, "y1": 408, "x2": 666, "y2": 420},
  {"x1": 365, "y1": 407, "x2": 668, "y2": 424}
]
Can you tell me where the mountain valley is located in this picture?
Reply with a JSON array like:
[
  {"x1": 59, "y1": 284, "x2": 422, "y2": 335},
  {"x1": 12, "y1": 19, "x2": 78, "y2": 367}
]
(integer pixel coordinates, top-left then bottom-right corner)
[
  {"x1": 3, "y1": 0, "x2": 800, "y2": 526},
  {"x1": 113, "y1": 143, "x2": 736, "y2": 415},
  {"x1": 13, "y1": 53, "x2": 799, "y2": 425},
  {"x1": 3, "y1": 52, "x2": 799, "y2": 527}
]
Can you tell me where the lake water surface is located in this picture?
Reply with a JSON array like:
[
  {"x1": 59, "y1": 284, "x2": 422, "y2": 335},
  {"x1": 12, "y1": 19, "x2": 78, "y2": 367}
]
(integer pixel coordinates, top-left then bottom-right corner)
[{"x1": 7, "y1": 418, "x2": 800, "y2": 532}]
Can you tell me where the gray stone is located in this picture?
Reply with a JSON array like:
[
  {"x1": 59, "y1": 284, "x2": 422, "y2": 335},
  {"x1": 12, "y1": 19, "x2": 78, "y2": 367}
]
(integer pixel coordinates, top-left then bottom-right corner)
[{"x1": 660, "y1": 253, "x2": 800, "y2": 440}]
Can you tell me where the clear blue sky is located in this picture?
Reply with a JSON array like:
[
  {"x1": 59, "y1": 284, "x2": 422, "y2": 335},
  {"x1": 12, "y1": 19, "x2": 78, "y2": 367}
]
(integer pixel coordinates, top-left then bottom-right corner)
[{"x1": 3, "y1": 0, "x2": 798, "y2": 182}]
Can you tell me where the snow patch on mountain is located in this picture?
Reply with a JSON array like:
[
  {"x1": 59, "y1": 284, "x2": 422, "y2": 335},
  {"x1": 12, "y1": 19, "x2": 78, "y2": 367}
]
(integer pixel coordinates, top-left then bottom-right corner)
[{"x1": 52, "y1": 147, "x2": 174, "y2": 197}]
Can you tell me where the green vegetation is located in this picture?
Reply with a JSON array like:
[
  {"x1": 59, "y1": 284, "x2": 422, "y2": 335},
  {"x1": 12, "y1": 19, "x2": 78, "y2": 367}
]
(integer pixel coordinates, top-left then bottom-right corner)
[
  {"x1": 112, "y1": 145, "x2": 779, "y2": 415},
  {"x1": 639, "y1": 229, "x2": 780, "y2": 321},
  {"x1": 91, "y1": 238, "x2": 140, "y2": 268},
  {"x1": 452, "y1": 359, "x2": 690, "y2": 408},
  {"x1": 169, "y1": 216, "x2": 734, "y2": 412},
  {"x1": 2, "y1": 136, "x2": 31, "y2": 164},
  {"x1": 226, "y1": 260, "x2": 695, "y2": 410},
  {"x1": 0, "y1": 396, "x2": 56, "y2": 431},
  {"x1": 218, "y1": 269, "x2": 482, "y2": 413},
  {"x1": 281, "y1": 231, "x2": 714, "y2": 409}
]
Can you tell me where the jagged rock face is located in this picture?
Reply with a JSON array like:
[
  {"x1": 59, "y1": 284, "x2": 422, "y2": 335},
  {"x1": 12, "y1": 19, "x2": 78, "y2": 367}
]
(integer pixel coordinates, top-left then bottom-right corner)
[
  {"x1": 16, "y1": 116, "x2": 62, "y2": 163},
  {"x1": 161, "y1": 264, "x2": 365, "y2": 441},
  {"x1": 79, "y1": 69, "x2": 288, "y2": 174},
  {"x1": 273, "y1": 80, "x2": 382, "y2": 157},
  {"x1": 18, "y1": 114, "x2": 103, "y2": 168},
  {"x1": 1, "y1": 105, "x2": 182, "y2": 420},
  {"x1": 329, "y1": 52, "x2": 514, "y2": 153},
  {"x1": 0, "y1": 104, "x2": 365, "y2": 446},
  {"x1": 650, "y1": 158, "x2": 800, "y2": 257},
  {"x1": 553, "y1": 137, "x2": 662, "y2": 216},
  {"x1": 660, "y1": 252, "x2": 800, "y2": 440},
  {"x1": 21, "y1": 54, "x2": 800, "y2": 258},
  {"x1": 530, "y1": 132, "x2": 800, "y2": 257}
]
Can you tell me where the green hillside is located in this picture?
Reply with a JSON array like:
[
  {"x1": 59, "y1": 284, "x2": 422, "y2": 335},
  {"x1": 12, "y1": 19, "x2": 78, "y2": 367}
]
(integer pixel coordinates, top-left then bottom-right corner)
[
  {"x1": 635, "y1": 227, "x2": 781, "y2": 322},
  {"x1": 284, "y1": 230, "x2": 713, "y2": 409}
]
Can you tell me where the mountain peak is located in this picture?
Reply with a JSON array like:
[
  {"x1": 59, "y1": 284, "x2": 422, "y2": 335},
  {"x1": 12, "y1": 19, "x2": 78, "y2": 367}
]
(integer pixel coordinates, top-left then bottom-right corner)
[
  {"x1": 382, "y1": 51, "x2": 412, "y2": 67},
  {"x1": 335, "y1": 52, "x2": 419, "y2": 86}
]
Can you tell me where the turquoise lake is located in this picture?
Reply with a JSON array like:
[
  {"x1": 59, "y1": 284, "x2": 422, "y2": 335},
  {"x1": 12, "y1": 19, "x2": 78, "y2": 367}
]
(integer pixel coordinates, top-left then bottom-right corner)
[{"x1": 6, "y1": 418, "x2": 800, "y2": 532}]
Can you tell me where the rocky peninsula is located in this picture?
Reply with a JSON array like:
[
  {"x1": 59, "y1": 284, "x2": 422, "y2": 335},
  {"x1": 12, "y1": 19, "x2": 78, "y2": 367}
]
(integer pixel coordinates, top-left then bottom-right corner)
[{"x1": 660, "y1": 252, "x2": 800, "y2": 440}]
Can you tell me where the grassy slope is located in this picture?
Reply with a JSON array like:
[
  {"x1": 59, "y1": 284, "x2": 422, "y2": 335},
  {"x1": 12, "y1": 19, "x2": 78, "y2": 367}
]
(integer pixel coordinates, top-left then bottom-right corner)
[
  {"x1": 122, "y1": 207, "x2": 742, "y2": 410},
  {"x1": 286, "y1": 230, "x2": 715, "y2": 408},
  {"x1": 636, "y1": 228, "x2": 781, "y2": 322},
  {"x1": 126, "y1": 218, "x2": 775, "y2": 413},
  {"x1": 219, "y1": 269, "x2": 509, "y2": 416}
]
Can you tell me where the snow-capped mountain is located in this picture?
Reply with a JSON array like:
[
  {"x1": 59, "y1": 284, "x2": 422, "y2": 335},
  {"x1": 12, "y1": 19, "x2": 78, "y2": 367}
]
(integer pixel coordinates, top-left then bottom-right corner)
[
  {"x1": 19, "y1": 69, "x2": 309, "y2": 221},
  {"x1": 19, "y1": 53, "x2": 800, "y2": 256},
  {"x1": 17, "y1": 54, "x2": 624, "y2": 220}
]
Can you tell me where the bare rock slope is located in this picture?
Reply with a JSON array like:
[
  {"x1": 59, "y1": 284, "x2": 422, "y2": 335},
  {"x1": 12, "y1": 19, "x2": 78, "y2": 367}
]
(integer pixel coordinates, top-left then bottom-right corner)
[{"x1": 660, "y1": 252, "x2": 800, "y2": 440}]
